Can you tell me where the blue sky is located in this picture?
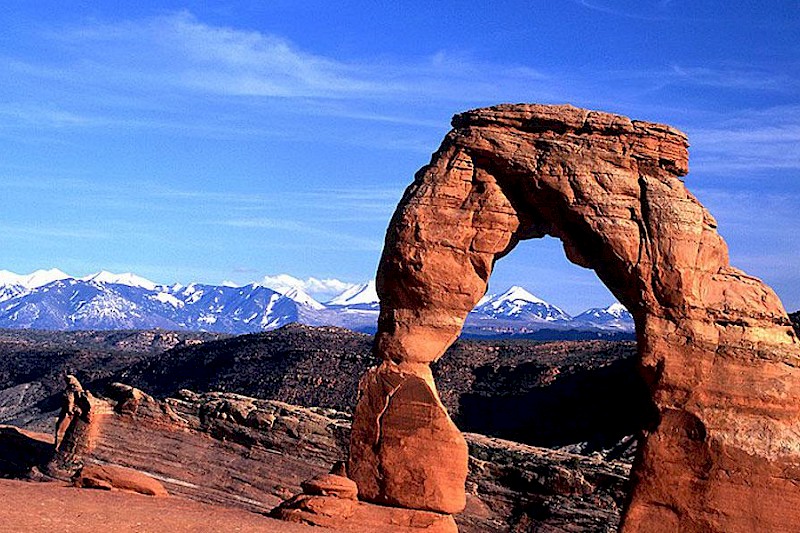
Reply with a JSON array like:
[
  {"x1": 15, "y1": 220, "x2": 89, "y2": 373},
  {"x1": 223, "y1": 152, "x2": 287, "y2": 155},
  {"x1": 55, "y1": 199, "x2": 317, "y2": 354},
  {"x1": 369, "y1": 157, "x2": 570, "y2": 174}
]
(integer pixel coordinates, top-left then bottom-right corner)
[{"x1": 1, "y1": 1, "x2": 798, "y2": 313}]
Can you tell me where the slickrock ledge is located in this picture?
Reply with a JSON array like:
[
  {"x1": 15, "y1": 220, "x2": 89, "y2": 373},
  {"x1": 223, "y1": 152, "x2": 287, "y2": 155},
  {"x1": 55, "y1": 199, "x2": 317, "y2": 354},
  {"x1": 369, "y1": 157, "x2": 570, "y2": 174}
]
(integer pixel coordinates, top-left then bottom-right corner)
[
  {"x1": 1, "y1": 379, "x2": 632, "y2": 532},
  {"x1": 46, "y1": 381, "x2": 353, "y2": 513},
  {"x1": 349, "y1": 103, "x2": 800, "y2": 532}
]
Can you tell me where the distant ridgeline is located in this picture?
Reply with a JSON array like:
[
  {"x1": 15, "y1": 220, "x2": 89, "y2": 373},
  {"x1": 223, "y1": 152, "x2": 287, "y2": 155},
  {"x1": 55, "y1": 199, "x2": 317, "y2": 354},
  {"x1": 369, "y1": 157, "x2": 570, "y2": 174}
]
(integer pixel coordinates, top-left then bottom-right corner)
[{"x1": 0, "y1": 269, "x2": 634, "y2": 338}]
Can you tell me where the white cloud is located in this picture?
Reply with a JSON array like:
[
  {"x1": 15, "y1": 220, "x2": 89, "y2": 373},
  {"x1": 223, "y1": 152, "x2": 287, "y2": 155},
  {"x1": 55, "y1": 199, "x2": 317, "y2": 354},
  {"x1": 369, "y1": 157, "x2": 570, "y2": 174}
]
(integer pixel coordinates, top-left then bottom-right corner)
[
  {"x1": 157, "y1": 12, "x2": 392, "y2": 98},
  {"x1": 41, "y1": 11, "x2": 553, "y2": 106},
  {"x1": 304, "y1": 277, "x2": 357, "y2": 295},
  {"x1": 570, "y1": 0, "x2": 674, "y2": 21},
  {"x1": 688, "y1": 106, "x2": 800, "y2": 172},
  {"x1": 259, "y1": 273, "x2": 356, "y2": 299},
  {"x1": 221, "y1": 217, "x2": 383, "y2": 251}
]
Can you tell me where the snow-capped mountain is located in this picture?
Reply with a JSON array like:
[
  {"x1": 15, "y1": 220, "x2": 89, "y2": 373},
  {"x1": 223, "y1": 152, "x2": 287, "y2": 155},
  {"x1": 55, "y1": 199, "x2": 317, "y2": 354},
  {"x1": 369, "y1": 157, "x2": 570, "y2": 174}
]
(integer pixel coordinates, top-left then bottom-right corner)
[
  {"x1": 255, "y1": 275, "x2": 325, "y2": 311},
  {"x1": 80, "y1": 271, "x2": 158, "y2": 291},
  {"x1": 0, "y1": 271, "x2": 331, "y2": 334},
  {"x1": 327, "y1": 281, "x2": 378, "y2": 309},
  {"x1": 0, "y1": 269, "x2": 72, "y2": 304},
  {"x1": 322, "y1": 280, "x2": 380, "y2": 333},
  {"x1": 572, "y1": 302, "x2": 634, "y2": 331},
  {"x1": 0, "y1": 268, "x2": 70, "y2": 289},
  {"x1": 472, "y1": 286, "x2": 571, "y2": 322},
  {"x1": 0, "y1": 269, "x2": 634, "y2": 336},
  {"x1": 277, "y1": 286, "x2": 325, "y2": 311}
]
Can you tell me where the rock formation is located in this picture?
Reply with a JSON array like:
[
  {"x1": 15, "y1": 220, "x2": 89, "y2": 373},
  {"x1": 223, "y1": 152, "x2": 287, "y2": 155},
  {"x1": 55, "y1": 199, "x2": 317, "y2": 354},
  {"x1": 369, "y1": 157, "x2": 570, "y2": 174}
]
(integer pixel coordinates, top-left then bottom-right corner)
[
  {"x1": 1, "y1": 376, "x2": 631, "y2": 532},
  {"x1": 44, "y1": 381, "x2": 352, "y2": 513},
  {"x1": 273, "y1": 468, "x2": 459, "y2": 533},
  {"x1": 349, "y1": 103, "x2": 800, "y2": 531},
  {"x1": 54, "y1": 374, "x2": 90, "y2": 448}
]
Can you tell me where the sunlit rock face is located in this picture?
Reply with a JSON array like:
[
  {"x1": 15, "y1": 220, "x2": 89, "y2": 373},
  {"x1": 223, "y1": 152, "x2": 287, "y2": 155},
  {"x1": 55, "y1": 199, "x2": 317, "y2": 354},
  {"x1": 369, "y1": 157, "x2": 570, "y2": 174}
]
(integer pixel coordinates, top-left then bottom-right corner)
[{"x1": 349, "y1": 103, "x2": 800, "y2": 531}]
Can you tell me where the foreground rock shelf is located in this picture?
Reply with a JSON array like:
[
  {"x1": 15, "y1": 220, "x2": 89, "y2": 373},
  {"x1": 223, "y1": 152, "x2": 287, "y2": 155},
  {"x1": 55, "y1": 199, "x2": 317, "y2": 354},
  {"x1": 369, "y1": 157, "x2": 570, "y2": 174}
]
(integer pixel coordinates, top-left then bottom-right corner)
[
  {"x1": 0, "y1": 477, "x2": 323, "y2": 533},
  {"x1": 3, "y1": 381, "x2": 630, "y2": 532}
]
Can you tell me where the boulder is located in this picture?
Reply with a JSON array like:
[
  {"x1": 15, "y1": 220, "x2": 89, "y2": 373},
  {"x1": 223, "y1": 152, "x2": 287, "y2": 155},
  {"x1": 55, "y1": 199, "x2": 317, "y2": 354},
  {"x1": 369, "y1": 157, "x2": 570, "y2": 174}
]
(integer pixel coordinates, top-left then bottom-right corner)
[
  {"x1": 73, "y1": 463, "x2": 168, "y2": 496},
  {"x1": 301, "y1": 473, "x2": 358, "y2": 499}
]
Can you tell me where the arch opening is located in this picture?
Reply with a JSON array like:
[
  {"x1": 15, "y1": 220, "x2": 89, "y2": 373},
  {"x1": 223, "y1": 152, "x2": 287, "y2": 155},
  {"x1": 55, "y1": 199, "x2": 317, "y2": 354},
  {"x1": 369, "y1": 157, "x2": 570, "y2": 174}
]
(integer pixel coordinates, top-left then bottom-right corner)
[
  {"x1": 347, "y1": 104, "x2": 800, "y2": 532},
  {"x1": 432, "y1": 234, "x2": 656, "y2": 457}
]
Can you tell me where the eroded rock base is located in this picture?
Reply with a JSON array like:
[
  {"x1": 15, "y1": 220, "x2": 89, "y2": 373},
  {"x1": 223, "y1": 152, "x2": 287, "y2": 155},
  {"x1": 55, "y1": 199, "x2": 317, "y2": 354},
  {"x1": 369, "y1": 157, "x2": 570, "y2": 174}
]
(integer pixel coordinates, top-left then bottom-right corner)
[
  {"x1": 273, "y1": 472, "x2": 458, "y2": 533},
  {"x1": 0, "y1": 377, "x2": 633, "y2": 532},
  {"x1": 349, "y1": 363, "x2": 468, "y2": 514}
]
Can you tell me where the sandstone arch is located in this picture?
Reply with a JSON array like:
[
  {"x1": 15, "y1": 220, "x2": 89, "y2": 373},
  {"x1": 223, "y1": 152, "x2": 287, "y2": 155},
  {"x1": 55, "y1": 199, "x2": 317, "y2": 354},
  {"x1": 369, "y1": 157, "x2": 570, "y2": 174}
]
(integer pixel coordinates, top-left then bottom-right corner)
[{"x1": 348, "y1": 104, "x2": 800, "y2": 531}]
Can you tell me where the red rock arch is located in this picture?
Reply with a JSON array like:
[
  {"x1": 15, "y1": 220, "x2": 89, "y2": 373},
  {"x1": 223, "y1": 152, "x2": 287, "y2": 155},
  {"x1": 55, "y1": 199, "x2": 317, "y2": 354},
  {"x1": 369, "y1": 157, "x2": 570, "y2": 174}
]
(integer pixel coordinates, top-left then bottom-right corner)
[{"x1": 348, "y1": 104, "x2": 800, "y2": 531}]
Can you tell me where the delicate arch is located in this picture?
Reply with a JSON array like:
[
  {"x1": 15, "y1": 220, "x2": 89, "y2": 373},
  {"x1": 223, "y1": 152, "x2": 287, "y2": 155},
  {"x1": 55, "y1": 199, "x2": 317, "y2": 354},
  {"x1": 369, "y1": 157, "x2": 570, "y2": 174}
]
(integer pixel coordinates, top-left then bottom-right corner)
[{"x1": 348, "y1": 104, "x2": 800, "y2": 531}]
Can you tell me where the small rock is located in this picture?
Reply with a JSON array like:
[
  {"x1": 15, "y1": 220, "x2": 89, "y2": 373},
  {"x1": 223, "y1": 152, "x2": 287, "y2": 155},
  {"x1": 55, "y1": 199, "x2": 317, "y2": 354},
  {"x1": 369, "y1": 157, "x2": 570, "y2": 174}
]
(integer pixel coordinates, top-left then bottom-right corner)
[
  {"x1": 73, "y1": 464, "x2": 168, "y2": 497},
  {"x1": 301, "y1": 473, "x2": 358, "y2": 500}
]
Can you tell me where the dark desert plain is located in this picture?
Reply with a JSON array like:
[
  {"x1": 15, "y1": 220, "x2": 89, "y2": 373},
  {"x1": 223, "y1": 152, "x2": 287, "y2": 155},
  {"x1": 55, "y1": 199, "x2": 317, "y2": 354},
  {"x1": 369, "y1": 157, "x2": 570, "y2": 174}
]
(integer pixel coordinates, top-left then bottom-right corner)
[{"x1": 1, "y1": 2, "x2": 799, "y2": 532}]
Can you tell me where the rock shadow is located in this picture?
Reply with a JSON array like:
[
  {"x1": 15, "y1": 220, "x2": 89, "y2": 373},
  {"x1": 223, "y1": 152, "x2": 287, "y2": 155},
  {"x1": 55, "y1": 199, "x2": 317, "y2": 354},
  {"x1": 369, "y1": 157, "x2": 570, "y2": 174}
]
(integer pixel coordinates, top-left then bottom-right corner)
[{"x1": 455, "y1": 357, "x2": 656, "y2": 452}]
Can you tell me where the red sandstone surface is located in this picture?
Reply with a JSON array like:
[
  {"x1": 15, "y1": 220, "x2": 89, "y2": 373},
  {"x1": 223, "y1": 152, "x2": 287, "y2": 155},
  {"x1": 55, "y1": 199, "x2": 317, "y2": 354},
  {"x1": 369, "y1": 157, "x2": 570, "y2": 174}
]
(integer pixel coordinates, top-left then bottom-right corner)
[
  {"x1": 0, "y1": 478, "x2": 325, "y2": 533},
  {"x1": 2, "y1": 377, "x2": 628, "y2": 531}
]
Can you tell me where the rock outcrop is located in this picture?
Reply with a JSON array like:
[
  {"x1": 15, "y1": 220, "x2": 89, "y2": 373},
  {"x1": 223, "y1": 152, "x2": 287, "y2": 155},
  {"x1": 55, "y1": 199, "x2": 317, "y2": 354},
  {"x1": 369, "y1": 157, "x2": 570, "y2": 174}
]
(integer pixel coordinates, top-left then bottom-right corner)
[
  {"x1": 2, "y1": 324, "x2": 646, "y2": 455},
  {"x1": 462, "y1": 433, "x2": 630, "y2": 532},
  {"x1": 2, "y1": 378, "x2": 630, "y2": 532},
  {"x1": 46, "y1": 381, "x2": 351, "y2": 513},
  {"x1": 0, "y1": 328, "x2": 225, "y2": 433},
  {"x1": 0, "y1": 426, "x2": 52, "y2": 479},
  {"x1": 350, "y1": 103, "x2": 800, "y2": 531}
]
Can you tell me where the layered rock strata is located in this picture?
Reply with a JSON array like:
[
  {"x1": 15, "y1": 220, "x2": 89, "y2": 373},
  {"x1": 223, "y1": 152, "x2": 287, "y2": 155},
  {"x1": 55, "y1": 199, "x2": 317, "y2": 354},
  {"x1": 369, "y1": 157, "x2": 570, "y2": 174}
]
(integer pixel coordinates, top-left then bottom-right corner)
[
  {"x1": 7, "y1": 379, "x2": 630, "y2": 532},
  {"x1": 350, "y1": 103, "x2": 800, "y2": 531},
  {"x1": 46, "y1": 381, "x2": 352, "y2": 512}
]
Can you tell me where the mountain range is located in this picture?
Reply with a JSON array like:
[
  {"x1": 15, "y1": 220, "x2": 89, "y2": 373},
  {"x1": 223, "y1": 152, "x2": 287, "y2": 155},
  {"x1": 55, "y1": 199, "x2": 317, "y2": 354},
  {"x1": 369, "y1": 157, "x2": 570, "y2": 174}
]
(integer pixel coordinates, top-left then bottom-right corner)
[{"x1": 0, "y1": 269, "x2": 634, "y2": 336}]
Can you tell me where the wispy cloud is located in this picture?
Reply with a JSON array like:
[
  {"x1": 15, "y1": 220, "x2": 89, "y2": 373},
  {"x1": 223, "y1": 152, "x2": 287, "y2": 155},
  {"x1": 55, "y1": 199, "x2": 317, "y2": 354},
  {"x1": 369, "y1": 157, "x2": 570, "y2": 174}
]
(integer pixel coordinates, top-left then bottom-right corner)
[
  {"x1": 595, "y1": 64, "x2": 796, "y2": 95},
  {"x1": 666, "y1": 64, "x2": 794, "y2": 91},
  {"x1": 570, "y1": 0, "x2": 675, "y2": 21},
  {"x1": 151, "y1": 12, "x2": 395, "y2": 99},
  {"x1": 0, "y1": 223, "x2": 109, "y2": 240},
  {"x1": 220, "y1": 217, "x2": 383, "y2": 251},
  {"x1": 40, "y1": 11, "x2": 551, "y2": 105},
  {"x1": 0, "y1": 103, "x2": 100, "y2": 127},
  {"x1": 0, "y1": 171, "x2": 406, "y2": 238},
  {"x1": 687, "y1": 105, "x2": 800, "y2": 172}
]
